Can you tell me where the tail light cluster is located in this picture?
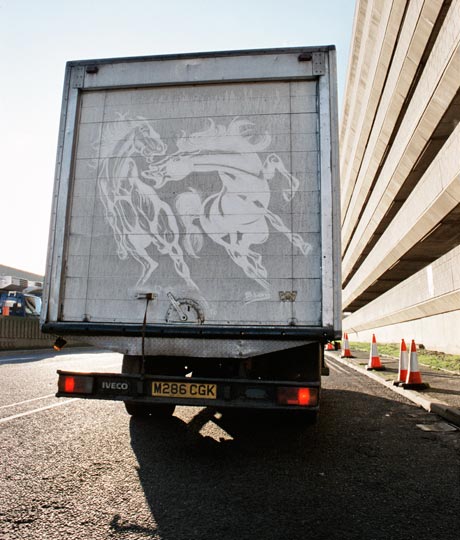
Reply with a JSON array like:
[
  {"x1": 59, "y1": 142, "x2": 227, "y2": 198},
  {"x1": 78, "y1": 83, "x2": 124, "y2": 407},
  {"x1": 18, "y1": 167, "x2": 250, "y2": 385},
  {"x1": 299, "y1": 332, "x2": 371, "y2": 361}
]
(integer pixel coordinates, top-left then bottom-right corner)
[
  {"x1": 58, "y1": 375, "x2": 94, "y2": 394},
  {"x1": 277, "y1": 387, "x2": 318, "y2": 407}
]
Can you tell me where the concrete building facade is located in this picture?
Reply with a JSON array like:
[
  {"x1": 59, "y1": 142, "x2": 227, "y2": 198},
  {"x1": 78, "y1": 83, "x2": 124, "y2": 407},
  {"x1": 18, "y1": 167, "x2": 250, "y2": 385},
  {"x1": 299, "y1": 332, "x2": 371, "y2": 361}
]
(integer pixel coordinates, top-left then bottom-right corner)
[{"x1": 340, "y1": 0, "x2": 460, "y2": 354}]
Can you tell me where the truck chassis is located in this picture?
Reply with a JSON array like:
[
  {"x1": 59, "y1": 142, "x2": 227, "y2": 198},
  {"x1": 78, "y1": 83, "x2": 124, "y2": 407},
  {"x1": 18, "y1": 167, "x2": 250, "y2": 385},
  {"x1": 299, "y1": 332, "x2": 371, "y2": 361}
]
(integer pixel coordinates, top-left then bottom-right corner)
[{"x1": 56, "y1": 343, "x2": 323, "y2": 418}]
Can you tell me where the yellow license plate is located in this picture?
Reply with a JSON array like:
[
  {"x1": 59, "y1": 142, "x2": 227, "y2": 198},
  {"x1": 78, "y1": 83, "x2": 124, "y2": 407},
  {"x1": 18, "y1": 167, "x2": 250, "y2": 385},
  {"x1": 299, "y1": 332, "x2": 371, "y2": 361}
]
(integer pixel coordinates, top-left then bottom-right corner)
[{"x1": 152, "y1": 381, "x2": 217, "y2": 400}]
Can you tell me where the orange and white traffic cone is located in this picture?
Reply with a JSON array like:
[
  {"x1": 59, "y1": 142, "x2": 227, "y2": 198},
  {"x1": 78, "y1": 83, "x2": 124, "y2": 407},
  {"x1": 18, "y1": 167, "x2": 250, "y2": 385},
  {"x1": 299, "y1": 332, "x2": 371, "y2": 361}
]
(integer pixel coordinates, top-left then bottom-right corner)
[
  {"x1": 341, "y1": 333, "x2": 355, "y2": 358},
  {"x1": 393, "y1": 339, "x2": 408, "y2": 386},
  {"x1": 326, "y1": 342, "x2": 334, "y2": 351},
  {"x1": 367, "y1": 334, "x2": 385, "y2": 371},
  {"x1": 401, "y1": 340, "x2": 429, "y2": 390}
]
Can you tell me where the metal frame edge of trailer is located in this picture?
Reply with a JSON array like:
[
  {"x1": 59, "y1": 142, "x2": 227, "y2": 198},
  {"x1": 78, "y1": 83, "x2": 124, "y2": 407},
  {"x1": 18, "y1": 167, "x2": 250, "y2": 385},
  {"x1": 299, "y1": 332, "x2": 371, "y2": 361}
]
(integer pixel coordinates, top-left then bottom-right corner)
[
  {"x1": 65, "y1": 45, "x2": 337, "y2": 68},
  {"x1": 41, "y1": 46, "x2": 341, "y2": 342}
]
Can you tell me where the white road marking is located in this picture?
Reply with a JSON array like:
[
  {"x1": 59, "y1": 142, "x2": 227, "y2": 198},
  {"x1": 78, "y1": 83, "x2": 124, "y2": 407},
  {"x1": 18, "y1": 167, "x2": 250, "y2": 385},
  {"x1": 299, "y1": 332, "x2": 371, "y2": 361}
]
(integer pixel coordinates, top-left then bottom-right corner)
[
  {"x1": 0, "y1": 363, "x2": 120, "y2": 411},
  {"x1": 0, "y1": 400, "x2": 75, "y2": 425},
  {"x1": 0, "y1": 355, "x2": 120, "y2": 368},
  {"x1": 328, "y1": 360, "x2": 351, "y2": 375},
  {"x1": 0, "y1": 356, "x2": 49, "y2": 365},
  {"x1": 0, "y1": 352, "x2": 121, "y2": 366},
  {"x1": 0, "y1": 348, "x2": 88, "y2": 364},
  {"x1": 0, "y1": 394, "x2": 55, "y2": 410}
]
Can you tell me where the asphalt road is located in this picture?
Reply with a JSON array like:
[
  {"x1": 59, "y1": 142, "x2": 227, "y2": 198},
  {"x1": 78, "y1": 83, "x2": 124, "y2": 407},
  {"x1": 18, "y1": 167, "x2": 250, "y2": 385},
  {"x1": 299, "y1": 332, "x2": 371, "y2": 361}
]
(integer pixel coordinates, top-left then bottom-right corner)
[{"x1": 0, "y1": 348, "x2": 459, "y2": 540}]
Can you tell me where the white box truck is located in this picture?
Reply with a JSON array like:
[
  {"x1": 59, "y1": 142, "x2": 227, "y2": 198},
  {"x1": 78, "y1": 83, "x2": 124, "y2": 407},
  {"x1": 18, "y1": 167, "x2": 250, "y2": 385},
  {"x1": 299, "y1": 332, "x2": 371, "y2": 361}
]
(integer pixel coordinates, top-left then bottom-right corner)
[{"x1": 41, "y1": 47, "x2": 341, "y2": 420}]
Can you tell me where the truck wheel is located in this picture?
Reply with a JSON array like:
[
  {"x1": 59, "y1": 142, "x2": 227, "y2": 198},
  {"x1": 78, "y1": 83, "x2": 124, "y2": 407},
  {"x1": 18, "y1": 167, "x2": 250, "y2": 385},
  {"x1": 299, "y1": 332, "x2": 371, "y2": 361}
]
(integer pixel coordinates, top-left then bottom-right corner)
[
  {"x1": 124, "y1": 401, "x2": 175, "y2": 417},
  {"x1": 122, "y1": 355, "x2": 142, "y2": 374},
  {"x1": 122, "y1": 356, "x2": 175, "y2": 417}
]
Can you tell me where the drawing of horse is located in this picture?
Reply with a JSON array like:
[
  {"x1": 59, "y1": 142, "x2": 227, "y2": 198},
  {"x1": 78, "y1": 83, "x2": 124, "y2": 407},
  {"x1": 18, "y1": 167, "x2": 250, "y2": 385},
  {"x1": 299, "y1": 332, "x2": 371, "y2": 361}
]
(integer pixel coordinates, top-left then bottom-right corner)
[
  {"x1": 98, "y1": 121, "x2": 197, "y2": 289},
  {"x1": 144, "y1": 118, "x2": 311, "y2": 302}
]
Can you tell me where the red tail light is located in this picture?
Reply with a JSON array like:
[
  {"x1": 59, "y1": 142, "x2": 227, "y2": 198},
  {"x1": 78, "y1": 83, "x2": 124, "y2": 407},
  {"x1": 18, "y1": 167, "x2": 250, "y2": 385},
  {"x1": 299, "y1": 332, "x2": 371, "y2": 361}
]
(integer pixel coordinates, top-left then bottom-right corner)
[
  {"x1": 58, "y1": 375, "x2": 93, "y2": 394},
  {"x1": 277, "y1": 387, "x2": 318, "y2": 407},
  {"x1": 64, "y1": 376, "x2": 75, "y2": 393}
]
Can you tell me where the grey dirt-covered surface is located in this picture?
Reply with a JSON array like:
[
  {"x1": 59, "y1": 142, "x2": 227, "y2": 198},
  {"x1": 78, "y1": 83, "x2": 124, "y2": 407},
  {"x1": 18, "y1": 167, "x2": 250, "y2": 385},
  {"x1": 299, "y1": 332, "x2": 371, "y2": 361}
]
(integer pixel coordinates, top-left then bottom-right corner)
[{"x1": 0, "y1": 349, "x2": 459, "y2": 540}]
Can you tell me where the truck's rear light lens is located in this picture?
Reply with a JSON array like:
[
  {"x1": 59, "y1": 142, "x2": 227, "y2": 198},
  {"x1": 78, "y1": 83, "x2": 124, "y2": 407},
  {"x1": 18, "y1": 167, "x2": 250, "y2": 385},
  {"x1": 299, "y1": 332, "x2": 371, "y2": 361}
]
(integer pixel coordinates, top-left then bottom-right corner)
[
  {"x1": 277, "y1": 387, "x2": 318, "y2": 407},
  {"x1": 59, "y1": 375, "x2": 94, "y2": 394},
  {"x1": 64, "y1": 376, "x2": 75, "y2": 393}
]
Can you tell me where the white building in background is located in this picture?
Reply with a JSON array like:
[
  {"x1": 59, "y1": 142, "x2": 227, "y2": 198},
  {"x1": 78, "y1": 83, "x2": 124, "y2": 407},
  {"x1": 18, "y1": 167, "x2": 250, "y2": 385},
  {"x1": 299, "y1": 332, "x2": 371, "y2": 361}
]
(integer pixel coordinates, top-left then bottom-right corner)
[{"x1": 340, "y1": 0, "x2": 460, "y2": 354}]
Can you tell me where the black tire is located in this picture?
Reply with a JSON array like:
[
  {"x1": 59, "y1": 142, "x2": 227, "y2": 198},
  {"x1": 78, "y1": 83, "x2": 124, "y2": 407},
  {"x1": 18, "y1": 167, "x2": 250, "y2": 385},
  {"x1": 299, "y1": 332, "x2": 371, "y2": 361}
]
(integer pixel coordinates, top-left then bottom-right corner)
[
  {"x1": 122, "y1": 355, "x2": 142, "y2": 374},
  {"x1": 122, "y1": 355, "x2": 175, "y2": 417}
]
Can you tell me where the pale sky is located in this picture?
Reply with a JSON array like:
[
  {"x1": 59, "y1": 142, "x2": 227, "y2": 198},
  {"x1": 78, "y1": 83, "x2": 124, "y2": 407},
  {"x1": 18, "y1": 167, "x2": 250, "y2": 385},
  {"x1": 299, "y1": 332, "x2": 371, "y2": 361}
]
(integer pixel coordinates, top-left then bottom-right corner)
[{"x1": 0, "y1": 0, "x2": 355, "y2": 276}]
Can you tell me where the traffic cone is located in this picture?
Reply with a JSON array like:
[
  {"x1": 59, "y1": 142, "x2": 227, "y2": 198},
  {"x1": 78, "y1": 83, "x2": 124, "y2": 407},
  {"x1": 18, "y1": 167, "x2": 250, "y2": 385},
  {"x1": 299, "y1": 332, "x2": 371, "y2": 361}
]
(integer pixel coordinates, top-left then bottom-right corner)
[
  {"x1": 326, "y1": 342, "x2": 334, "y2": 351},
  {"x1": 401, "y1": 340, "x2": 429, "y2": 390},
  {"x1": 341, "y1": 333, "x2": 355, "y2": 358},
  {"x1": 366, "y1": 334, "x2": 385, "y2": 370},
  {"x1": 393, "y1": 339, "x2": 408, "y2": 386}
]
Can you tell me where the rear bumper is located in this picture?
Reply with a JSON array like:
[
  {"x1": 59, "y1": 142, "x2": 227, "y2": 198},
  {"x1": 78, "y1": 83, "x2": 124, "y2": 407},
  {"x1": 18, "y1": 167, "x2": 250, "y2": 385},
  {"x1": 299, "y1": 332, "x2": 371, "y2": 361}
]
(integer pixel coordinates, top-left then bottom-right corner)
[{"x1": 57, "y1": 370, "x2": 320, "y2": 411}]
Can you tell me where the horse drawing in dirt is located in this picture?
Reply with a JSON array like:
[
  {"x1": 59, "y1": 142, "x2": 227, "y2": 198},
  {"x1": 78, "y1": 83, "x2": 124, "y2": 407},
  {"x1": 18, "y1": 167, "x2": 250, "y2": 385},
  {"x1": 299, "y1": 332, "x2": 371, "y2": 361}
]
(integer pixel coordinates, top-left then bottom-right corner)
[
  {"x1": 98, "y1": 121, "x2": 198, "y2": 289},
  {"x1": 142, "y1": 118, "x2": 311, "y2": 302}
]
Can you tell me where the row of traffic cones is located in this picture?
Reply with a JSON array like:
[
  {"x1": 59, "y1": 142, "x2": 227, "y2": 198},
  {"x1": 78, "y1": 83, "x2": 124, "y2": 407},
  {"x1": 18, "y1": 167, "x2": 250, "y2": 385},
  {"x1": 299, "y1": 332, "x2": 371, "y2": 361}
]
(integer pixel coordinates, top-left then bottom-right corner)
[
  {"x1": 325, "y1": 334, "x2": 355, "y2": 357},
  {"x1": 394, "y1": 338, "x2": 429, "y2": 390},
  {"x1": 328, "y1": 333, "x2": 428, "y2": 390},
  {"x1": 323, "y1": 333, "x2": 357, "y2": 358}
]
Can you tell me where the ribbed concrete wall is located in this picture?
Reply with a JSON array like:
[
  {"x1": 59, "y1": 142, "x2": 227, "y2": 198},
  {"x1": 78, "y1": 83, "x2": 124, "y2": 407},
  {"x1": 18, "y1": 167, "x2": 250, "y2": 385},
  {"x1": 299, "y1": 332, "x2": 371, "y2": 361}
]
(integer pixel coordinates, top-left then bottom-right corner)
[
  {"x1": 343, "y1": 0, "x2": 460, "y2": 279},
  {"x1": 0, "y1": 316, "x2": 55, "y2": 350},
  {"x1": 343, "y1": 245, "x2": 460, "y2": 354},
  {"x1": 343, "y1": 121, "x2": 460, "y2": 307},
  {"x1": 340, "y1": 0, "x2": 460, "y2": 353},
  {"x1": 340, "y1": 0, "x2": 420, "y2": 222},
  {"x1": 0, "y1": 317, "x2": 85, "y2": 350}
]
